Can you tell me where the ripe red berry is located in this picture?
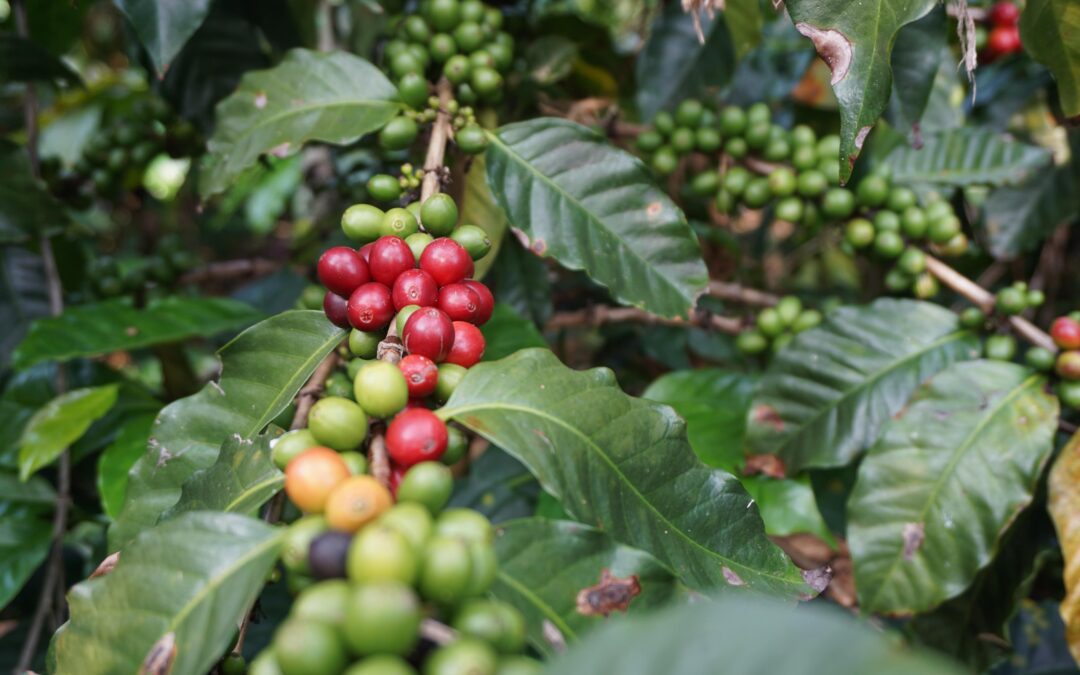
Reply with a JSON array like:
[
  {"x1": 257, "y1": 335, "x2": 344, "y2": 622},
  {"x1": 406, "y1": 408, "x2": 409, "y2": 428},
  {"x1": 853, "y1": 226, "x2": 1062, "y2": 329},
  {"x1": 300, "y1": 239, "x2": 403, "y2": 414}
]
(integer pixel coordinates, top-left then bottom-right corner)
[
  {"x1": 402, "y1": 307, "x2": 455, "y2": 362},
  {"x1": 386, "y1": 409, "x2": 448, "y2": 467},
  {"x1": 323, "y1": 291, "x2": 351, "y2": 328},
  {"x1": 419, "y1": 238, "x2": 474, "y2": 286},
  {"x1": 987, "y1": 25, "x2": 1021, "y2": 57},
  {"x1": 398, "y1": 354, "x2": 439, "y2": 398},
  {"x1": 318, "y1": 247, "x2": 370, "y2": 297},
  {"x1": 990, "y1": 1, "x2": 1019, "y2": 26},
  {"x1": 1058, "y1": 351, "x2": 1080, "y2": 381},
  {"x1": 347, "y1": 282, "x2": 394, "y2": 331},
  {"x1": 368, "y1": 236, "x2": 416, "y2": 286},
  {"x1": 462, "y1": 280, "x2": 493, "y2": 325},
  {"x1": 1052, "y1": 317, "x2": 1080, "y2": 350},
  {"x1": 405, "y1": 398, "x2": 430, "y2": 410},
  {"x1": 437, "y1": 283, "x2": 481, "y2": 323},
  {"x1": 445, "y1": 321, "x2": 485, "y2": 368},
  {"x1": 358, "y1": 242, "x2": 374, "y2": 263},
  {"x1": 392, "y1": 269, "x2": 438, "y2": 311}
]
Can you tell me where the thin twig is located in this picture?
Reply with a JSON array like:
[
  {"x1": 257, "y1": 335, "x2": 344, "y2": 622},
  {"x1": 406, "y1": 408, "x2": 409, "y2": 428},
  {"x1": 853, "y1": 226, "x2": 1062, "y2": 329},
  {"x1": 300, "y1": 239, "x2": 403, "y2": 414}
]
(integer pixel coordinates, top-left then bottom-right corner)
[
  {"x1": 420, "y1": 619, "x2": 457, "y2": 645},
  {"x1": 420, "y1": 79, "x2": 454, "y2": 203},
  {"x1": 178, "y1": 258, "x2": 282, "y2": 286},
  {"x1": 545, "y1": 305, "x2": 745, "y2": 335},
  {"x1": 924, "y1": 255, "x2": 1057, "y2": 352},
  {"x1": 706, "y1": 281, "x2": 779, "y2": 307}
]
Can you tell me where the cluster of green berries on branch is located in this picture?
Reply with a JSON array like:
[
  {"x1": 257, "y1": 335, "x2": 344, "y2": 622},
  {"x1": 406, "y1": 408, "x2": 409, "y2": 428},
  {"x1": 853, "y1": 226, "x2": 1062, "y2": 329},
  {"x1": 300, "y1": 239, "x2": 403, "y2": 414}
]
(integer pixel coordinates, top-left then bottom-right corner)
[
  {"x1": 253, "y1": 441, "x2": 537, "y2": 675},
  {"x1": 45, "y1": 94, "x2": 198, "y2": 204},
  {"x1": 85, "y1": 234, "x2": 199, "y2": 299},
  {"x1": 735, "y1": 295, "x2": 822, "y2": 356},
  {"x1": 636, "y1": 98, "x2": 971, "y2": 300},
  {"x1": 386, "y1": 0, "x2": 513, "y2": 114}
]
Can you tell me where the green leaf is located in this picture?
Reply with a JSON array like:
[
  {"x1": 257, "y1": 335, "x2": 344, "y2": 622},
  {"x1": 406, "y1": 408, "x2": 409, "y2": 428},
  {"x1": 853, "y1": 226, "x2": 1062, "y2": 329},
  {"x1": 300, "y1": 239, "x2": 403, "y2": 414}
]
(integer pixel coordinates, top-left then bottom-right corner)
[
  {"x1": 785, "y1": 0, "x2": 937, "y2": 182},
  {"x1": 635, "y1": 2, "x2": 737, "y2": 120},
  {"x1": 97, "y1": 414, "x2": 157, "y2": 520},
  {"x1": 18, "y1": 385, "x2": 120, "y2": 481},
  {"x1": 642, "y1": 369, "x2": 754, "y2": 471},
  {"x1": 883, "y1": 128, "x2": 1051, "y2": 187},
  {"x1": 0, "y1": 513, "x2": 52, "y2": 610},
  {"x1": 200, "y1": 49, "x2": 399, "y2": 198},
  {"x1": 53, "y1": 512, "x2": 282, "y2": 675},
  {"x1": 108, "y1": 311, "x2": 344, "y2": 550},
  {"x1": 439, "y1": 349, "x2": 810, "y2": 599},
  {"x1": 12, "y1": 296, "x2": 263, "y2": 370},
  {"x1": 742, "y1": 476, "x2": 835, "y2": 544},
  {"x1": 744, "y1": 299, "x2": 980, "y2": 474},
  {"x1": 1047, "y1": 430, "x2": 1080, "y2": 663},
  {"x1": 982, "y1": 162, "x2": 1080, "y2": 259},
  {"x1": 493, "y1": 518, "x2": 686, "y2": 657},
  {"x1": 0, "y1": 247, "x2": 49, "y2": 369},
  {"x1": 115, "y1": 0, "x2": 212, "y2": 76},
  {"x1": 448, "y1": 448, "x2": 540, "y2": 523},
  {"x1": 0, "y1": 141, "x2": 69, "y2": 245},
  {"x1": 0, "y1": 33, "x2": 82, "y2": 86},
  {"x1": 163, "y1": 434, "x2": 283, "y2": 521},
  {"x1": 848, "y1": 360, "x2": 1058, "y2": 615},
  {"x1": 463, "y1": 156, "x2": 508, "y2": 280},
  {"x1": 481, "y1": 304, "x2": 547, "y2": 362},
  {"x1": 723, "y1": 0, "x2": 765, "y2": 59},
  {"x1": 0, "y1": 471, "x2": 57, "y2": 508},
  {"x1": 489, "y1": 240, "x2": 552, "y2": 326},
  {"x1": 889, "y1": 5, "x2": 947, "y2": 132},
  {"x1": 1019, "y1": 0, "x2": 1080, "y2": 118},
  {"x1": 524, "y1": 35, "x2": 578, "y2": 85},
  {"x1": 546, "y1": 595, "x2": 964, "y2": 675},
  {"x1": 485, "y1": 119, "x2": 708, "y2": 319},
  {"x1": 908, "y1": 501, "x2": 1056, "y2": 671}
]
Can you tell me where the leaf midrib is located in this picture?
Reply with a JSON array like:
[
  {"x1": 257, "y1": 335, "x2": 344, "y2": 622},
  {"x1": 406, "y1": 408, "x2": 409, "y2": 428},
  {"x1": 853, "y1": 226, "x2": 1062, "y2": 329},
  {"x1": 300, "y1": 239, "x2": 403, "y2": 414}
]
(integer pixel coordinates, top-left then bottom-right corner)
[
  {"x1": 485, "y1": 126, "x2": 695, "y2": 315},
  {"x1": 763, "y1": 329, "x2": 974, "y2": 467},
  {"x1": 495, "y1": 570, "x2": 578, "y2": 644},
  {"x1": 439, "y1": 401, "x2": 805, "y2": 590},
  {"x1": 864, "y1": 372, "x2": 1045, "y2": 611}
]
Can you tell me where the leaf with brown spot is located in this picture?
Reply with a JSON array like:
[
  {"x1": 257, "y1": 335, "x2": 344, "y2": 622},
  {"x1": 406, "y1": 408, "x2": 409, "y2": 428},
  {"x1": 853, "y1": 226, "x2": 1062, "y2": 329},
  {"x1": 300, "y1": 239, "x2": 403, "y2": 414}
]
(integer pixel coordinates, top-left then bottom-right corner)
[
  {"x1": 848, "y1": 360, "x2": 1058, "y2": 615},
  {"x1": 139, "y1": 633, "x2": 176, "y2": 675},
  {"x1": 575, "y1": 569, "x2": 642, "y2": 617}
]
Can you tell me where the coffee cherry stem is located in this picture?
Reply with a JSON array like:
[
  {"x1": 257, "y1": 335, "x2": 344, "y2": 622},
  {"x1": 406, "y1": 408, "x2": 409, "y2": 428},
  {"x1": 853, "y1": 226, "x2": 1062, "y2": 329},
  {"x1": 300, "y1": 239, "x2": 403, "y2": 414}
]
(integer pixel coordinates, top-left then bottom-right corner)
[
  {"x1": 420, "y1": 617, "x2": 458, "y2": 645},
  {"x1": 367, "y1": 427, "x2": 393, "y2": 490},
  {"x1": 707, "y1": 281, "x2": 780, "y2": 307},
  {"x1": 923, "y1": 255, "x2": 1057, "y2": 352},
  {"x1": 420, "y1": 78, "x2": 455, "y2": 203}
]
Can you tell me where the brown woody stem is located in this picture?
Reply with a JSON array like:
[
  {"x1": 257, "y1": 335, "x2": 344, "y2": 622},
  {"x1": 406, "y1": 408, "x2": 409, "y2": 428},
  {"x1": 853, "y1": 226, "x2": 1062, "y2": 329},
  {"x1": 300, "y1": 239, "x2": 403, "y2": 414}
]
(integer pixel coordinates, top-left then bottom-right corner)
[{"x1": 545, "y1": 305, "x2": 745, "y2": 335}]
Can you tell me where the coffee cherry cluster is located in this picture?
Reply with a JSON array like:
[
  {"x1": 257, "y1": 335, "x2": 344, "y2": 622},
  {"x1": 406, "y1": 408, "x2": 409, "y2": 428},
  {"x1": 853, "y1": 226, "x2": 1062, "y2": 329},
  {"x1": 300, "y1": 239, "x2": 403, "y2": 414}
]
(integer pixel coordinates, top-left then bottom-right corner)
[
  {"x1": 637, "y1": 98, "x2": 971, "y2": 301},
  {"x1": 386, "y1": 0, "x2": 513, "y2": 107},
  {"x1": 735, "y1": 296, "x2": 822, "y2": 356},
  {"x1": 1052, "y1": 315, "x2": 1080, "y2": 410},
  {"x1": 995, "y1": 281, "x2": 1045, "y2": 316},
  {"x1": 85, "y1": 235, "x2": 199, "y2": 299},
  {"x1": 254, "y1": 444, "x2": 539, "y2": 675},
  {"x1": 979, "y1": 1, "x2": 1022, "y2": 61}
]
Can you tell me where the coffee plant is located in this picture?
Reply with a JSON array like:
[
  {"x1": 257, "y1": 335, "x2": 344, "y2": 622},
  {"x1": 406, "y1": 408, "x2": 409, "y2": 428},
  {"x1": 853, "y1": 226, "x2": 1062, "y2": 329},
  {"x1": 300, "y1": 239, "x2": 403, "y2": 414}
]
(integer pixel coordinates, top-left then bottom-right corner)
[{"x1": 1, "y1": 0, "x2": 1078, "y2": 672}]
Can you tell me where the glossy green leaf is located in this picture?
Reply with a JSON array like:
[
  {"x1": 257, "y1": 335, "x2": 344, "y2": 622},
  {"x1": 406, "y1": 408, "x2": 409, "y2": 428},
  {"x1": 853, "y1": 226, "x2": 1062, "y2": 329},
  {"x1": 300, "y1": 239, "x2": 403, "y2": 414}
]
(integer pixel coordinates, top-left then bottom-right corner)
[
  {"x1": 848, "y1": 360, "x2": 1058, "y2": 615},
  {"x1": 0, "y1": 513, "x2": 52, "y2": 610},
  {"x1": 448, "y1": 448, "x2": 539, "y2": 523},
  {"x1": 108, "y1": 311, "x2": 344, "y2": 549},
  {"x1": 200, "y1": 49, "x2": 399, "y2": 198},
  {"x1": 489, "y1": 240, "x2": 552, "y2": 326},
  {"x1": 485, "y1": 119, "x2": 708, "y2": 319},
  {"x1": 723, "y1": 0, "x2": 765, "y2": 58},
  {"x1": 115, "y1": 0, "x2": 212, "y2": 76},
  {"x1": 18, "y1": 385, "x2": 119, "y2": 481},
  {"x1": 54, "y1": 512, "x2": 282, "y2": 675},
  {"x1": 97, "y1": 414, "x2": 158, "y2": 520},
  {"x1": 744, "y1": 299, "x2": 980, "y2": 474},
  {"x1": 439, "y1": 349, "x2": 810, "y2": 599},
  {"x1": 1020, "y1": 0, "x2": 1080, "y2": 117},
  {"x1": 12, "y1": 296, "x2": 263, "y2": 370},
  {"x1": 983, "y1": 162, "x2": 1080, "y2": 259},
  {"x1": 889, "y1": 5, "x2": 947, "y2": 132},
  {"x1": 642, "y1": 369, "x2": 754, "y2": 470},
  {"x1": 635, "y1": 2, "x2": 737, "y2": 120},
  {"x1": 742, "y1": 476, "x2": 835, "y2": 544},
  {"x1": 0, "y1": 471, "x2": 56, "y2": 508},
  {"x1": 481, "y1": 304, "x2": 547, "y2": 362},
  {"x1": 163, "y1": 434, "x2": 282, "y2": 521},
  {"x1": 0, "y1": 33, "x2": 82, "y2": 85},
  {"x1": 884, "y1": 128, "x2": 1051, "y2": 187},
  {"x1": 0, "y1": 141, "x2": 68, "y2": 245},
  {"x1": 545, "y1": 595, "x2": 964, "y2": 675},
  {"x1": 493, "y1": 518, "x2": 686, "y2": 657},
  {"x1": 462, "y1": 156, "x2": 508, "y2": 280},
  {"x1": 785, "y1": 0, "x2": 936, "y2": 182}
]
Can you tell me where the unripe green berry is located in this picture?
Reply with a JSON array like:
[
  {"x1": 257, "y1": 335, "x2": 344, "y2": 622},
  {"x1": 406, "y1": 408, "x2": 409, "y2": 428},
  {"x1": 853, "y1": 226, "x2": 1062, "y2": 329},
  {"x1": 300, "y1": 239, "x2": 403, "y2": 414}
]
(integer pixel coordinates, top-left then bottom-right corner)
[
  {"x1": 353, "y1": 361, "x2": 409, "y2": 418},
  {"x1": 342, "y1": 204, "x2": 385, "y2": 242}
]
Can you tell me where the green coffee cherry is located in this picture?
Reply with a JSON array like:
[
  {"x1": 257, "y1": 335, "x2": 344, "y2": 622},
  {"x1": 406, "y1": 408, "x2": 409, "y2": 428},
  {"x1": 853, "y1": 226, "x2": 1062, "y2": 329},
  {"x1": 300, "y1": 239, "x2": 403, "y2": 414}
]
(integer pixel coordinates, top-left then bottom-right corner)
[
  {"x1": 405, "y1": 233, "x2": 434, "y2": 261},
  {"x1": 996, "y1": 286, "x2": 1027, "y2": 315},
  {"x1": 421, "y1": 193, "x2": 459, "y2": 236},
  {"x1": 273, "y1": 429, "x2": 317, "y2": 470},
  {"x1": 689, "y1": 170, "x2": 720, "y2": 197},
  {"x1": 670, "y1": 127, "x2": 696, "y2": 154},
  {"x1": 767, "y1": 168, "x2": 797, "y2": 197},
  {"x1": 912, "y1": 272, "x2": 939, "y2": 299},
  {"x1": 856, "y1": 174, "x2": 890, "y2": 207},
  {"x1": 736, "y1": 330, "x2": 768, "y2": 355},
  {"x1": 722, "y1": 167, "x2": 751, "y2": 196},
  {"x1": 718, "y1": 106, "x2": 747, "y2": 135},
  {"x1": 343, "y1": 204, "x2": 386, "y2": 242},
  {"x1": 343, "y1": 582, "x2": 422, "y2": 656},
  {"x1": 775, "y1": 296, "x2": 803, "y2": 326},
  {"x1": 397, "y1": 461, "x2": 454, "y2": 513},
  {"x1": 742, "y1": 178, "x2": 771, "y2": 209},
  {"x1": 443, "y1": 425, "x2": 468, "y2": 464},
  {"x1": 897, "y1": 247, "x2": 927, "y2": 275},
  {"x1": 456, "y1": 124, "x2": 488, "y2": 154},
  {"x1": 792, "y1": 309, "x2": 823, "y2": 333},
  {"x1": 382, "y1": 207, "x2": 420, "y2": 238},
  {"x1": 775, "y1": 197, "x2": 803, "y2": 223},
  {"x1": 695, "y1": 127, "x2": 722, "y2": 152},
  {"x1": 308, "y1": 397, "x2": 368, "y2": 451},
  {"x1": 347, "y1": 524, "x2": 418, "y2": 585},
  {"x1": 821, "y1": 188, "x2": 855, "y2": 219},
  {"x1": 419, "y1": 536, "x2": 473, "y2": 605},
  {"x1": 985, "y1": 334, "x2": 1018, "y2": 361},
  {"x1": 883, "y1": 267, "x2": 913, "y2": 293},
  {"x1": 354, "y1": 361, "x2": 410, "y2": 418},
  {"x1": 274, "y1": 619, "x2": 347, "y2": 675},
  {"x1": 724, "y1": 137, "x2": 749, "y2": 158},
  {"x1": 350, "y1": 329, "x2": 382, "y2": 359},
  {"x1": 675, "y1": 99, "x2": 704, "y2": 127},
  {"x1": 756, "y1": 308, "x2": 783, "y2": 337},
  {"x1": 653, "y1": 111, "x2": 675, "y2": 135},
  {"x1": 874, "y1": 231, "x2": 904, "y2": 259},
  {"x1": 379, "y1": 502, "x2": 434, "y2": 552},
  {"x1": 959, "y1": 307, "x2": 986, "y2": 330},
  {"x1": 1025, "y1": 347, "x2": 1057, "y2": 372},
  {"x1": 636, "y1": 130, "x2": 664, "y2": 153},
  {"x1": 928, "y1": 214, "x2": 961, "y2": 244},
  {"x1": 450, "y1": 224, "x2": 492, "y2": 259},
  {"x1": 845, "y1": 218, "x2": 876, "y2": 249},
  {"x1": 368, "y1": 174, "x2": 403, "y2": 202},
  {"x1": 796, "y1": 170, "x2": 828, "y2": 198}
]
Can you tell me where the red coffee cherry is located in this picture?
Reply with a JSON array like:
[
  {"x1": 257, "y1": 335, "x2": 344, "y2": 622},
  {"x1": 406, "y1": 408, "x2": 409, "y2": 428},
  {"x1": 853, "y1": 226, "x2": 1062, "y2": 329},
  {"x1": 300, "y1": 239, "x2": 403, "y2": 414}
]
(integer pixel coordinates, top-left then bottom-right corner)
[
  {"x1": 358, "y1": 242, "x2": 375, "y2": 263},
  {"x1": 987, "y1": 25, "x2": 1021, "y2": 57},
  {"x1": 392, "y1": 269, "x2": 439, "y2": 311},
  {"x1": 437, "y1": 283, "x2": 481, "y2": 323},
  {"x1": 445, "y1": 321, "x2": 485, "y2": 367},
  {"x1": 318, "y1": 246, "x2": 370, "y2": 297},
  {"x1": 989, "y1": 1, "x2": 1019, "y2": 26},
  {"x1": 347, "y1": 282, "x2": 394, "y2": 331},
  {"x1": 419, "y1": 238, "x2": 474, "y2": 286},
  {"x1": 1051, "y1": 317, "x2": 1080, "y2": 350},
  {"x1": 323, "y1": 291, "x2": 351, "y2": 328},
  {"x1": 462, "y1": 280, "x2": 494, "y2": 325},
  {"x1": 398, "y1": 354, "x2": 439, "y2": 398},
  {"x1": 386, "y1": 409, "x2": 448, "y2": 467},
  {"x1": 369, "y1": 236, "x2": 416, "y2": 286},
  {"x1": 402, "y1": 307, "x2": 455, "y2": 362}
]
